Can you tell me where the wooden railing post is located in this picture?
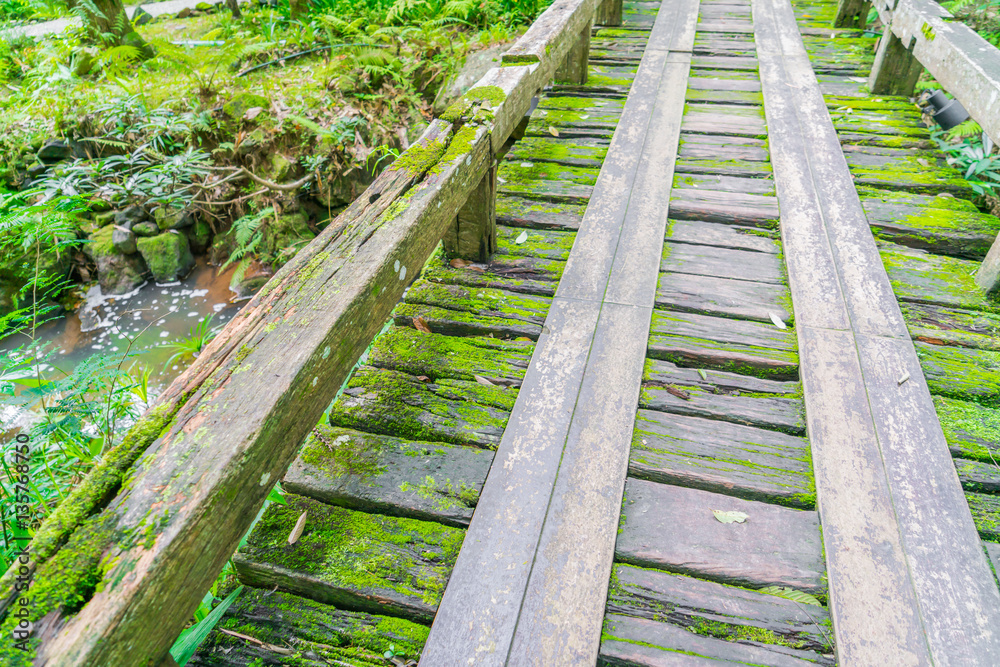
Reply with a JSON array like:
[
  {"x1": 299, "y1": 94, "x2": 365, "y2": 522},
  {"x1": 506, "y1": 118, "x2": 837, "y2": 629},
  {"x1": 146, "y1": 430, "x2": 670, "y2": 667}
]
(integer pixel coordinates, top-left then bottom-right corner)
[
  {"x1": 868, "y1": 28, "x2": 923, "y2": 96},
  {"x1": 556, "y1": 18, "x2": 592, "y2": 85},
  {"x1": 596, "y1": 0, "x2": 623, "y2": 26},
  {"x1": 445, "y1": 161, "x2": 498, "y2": 262},
  {"x1": 975, "y1": 236, "x2": 1000, "y2": 296},
  {"x1": 833, "y1": 0, "x2": 871, "y2": 28}
]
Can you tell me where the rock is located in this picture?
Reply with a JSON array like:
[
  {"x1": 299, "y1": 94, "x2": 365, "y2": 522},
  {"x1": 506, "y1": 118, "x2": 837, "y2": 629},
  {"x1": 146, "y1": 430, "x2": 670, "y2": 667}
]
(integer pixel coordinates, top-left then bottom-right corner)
[
  {"x1": 94, "y1": 211, "x2": 117, "y2": 228},
  {"x1": 185, "y1": 219, "x2": 213, "y2": 253},
  {"x1": 229, "y1": 259, "x2": 272, "y2": 299},
  {"x1": 208, "y1": 229, "x2": 236, "y2": 266},
  {"x1": 89, "y1": 198, "x2": 112, "y2": 212},
  {"x1": 137, "y1": 232, "x2": 195, "y2": 282},
  {"x1": 114, "y1": 205, "x2": 147, "y2": 229},
  {"x1": 132, "y1": 221, "x2": 160, "y2": 238},
  {"x1": 223, "y1": 92, "x2": 270, "y2": 119},
  {"x1": 122, "y1": 31, "x2": 156, "y2": 60},
  {"x1": 154, "y1": 206, "x2": 194, "y2": 230},
  {"x1": 72, "y1": 46, "x2": 99, "y2": 76},
  {"x1": 268, "y1": 153, "x2": 296, "y2": 182},
  {"x1": 132, "y1": 6, "x2": 153, "y2": 25},
  {"x1": 85, "y1": 226, "x2": 148, "y2": 294},
  {"x1": 432, "y1": 44, "x2": 511, "y2": 114},
  {"x1": 263, "y1": 212, "x2": 315, "y2": 262},
  {"x1": 195, "y1": 1, "x2": 214, "y2": 9},
  {"x1": 112, "y1": 226, "x2": 138, "y2": 255},
  {"x1": 177, "y1": 6, "x2": 192, "y2": 17},
  {"x1": 315, "y1": 167, "x2": 376, "y2": 208},
  {"x1": 26, "y1": 163, "x2": 47, "y2": 178},
  {"x1": 37, "y1": 140, "x2": 72, "y2": 164}
]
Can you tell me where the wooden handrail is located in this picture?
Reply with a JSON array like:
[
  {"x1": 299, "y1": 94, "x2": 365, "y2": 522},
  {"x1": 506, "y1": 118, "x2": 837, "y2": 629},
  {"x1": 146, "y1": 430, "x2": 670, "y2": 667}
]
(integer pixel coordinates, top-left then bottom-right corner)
[{"x1": 0, "y1": 0, "x2": 612, "y2": 663}]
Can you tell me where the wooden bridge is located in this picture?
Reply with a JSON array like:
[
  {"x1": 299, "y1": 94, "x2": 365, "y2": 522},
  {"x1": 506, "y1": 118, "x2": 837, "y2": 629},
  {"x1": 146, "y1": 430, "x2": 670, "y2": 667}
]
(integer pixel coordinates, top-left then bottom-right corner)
[{"x1": 6, "y1": 0, "x2": 1000, "y2": 663}]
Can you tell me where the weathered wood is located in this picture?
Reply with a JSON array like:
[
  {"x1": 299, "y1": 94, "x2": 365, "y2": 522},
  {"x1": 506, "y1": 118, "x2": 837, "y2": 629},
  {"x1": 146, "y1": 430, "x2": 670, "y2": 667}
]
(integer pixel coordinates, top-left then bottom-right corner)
[
  {"x1": 606, "y1": 565, "x2": 833, "y2": 652},
  {"x1": 679, "y1": 133, "x2": 769, "y2": 161},
  {"x1": 631, "y1": 410, "x2": 814, "y2": 506},
  {"x1": 496, "y1": 225, "x2": 576, "y2": 260},
  {"x1": 507, "y1": 135, "x2": 609, "y2": 169},
  {"x1": 615, "y1": 479, "x2": 826, "y2": 593},
  {"x1": 644, "y1": 358, "x2": 800, "y2": 395},
  {"x1": 915, "y1": 341, "x2": 1000, "y2": 408},
  {"x1": 681, "y1": 104, "x2": 767, "y2": 137},
  {"x1": 283, "y1": 427, "x2": 492, "y2": 527},
  {"x1": 967, "y1": 492, "x2": 1000, "y2": 541},
  {"x1": 596, "y1": 0, "x2": 623, "y2": 25},
  {"x1": 648, "y1": 309, "x2": 799, "y2": 379},
  {"x1": 976, "y1": 234, "x2": 1000, "y2": 296},
  {"x1": 446, "y1": 164, "x2": 498, "y2": 262},
  {"x1": 935, "y1": 396, "x2": 1000, "y2": 464},
  {"x1": 670, "y1": 188, "x2": 780, "y2": 227},
  {"x1": 233, "y1": 494, "x2": 463, "y2": 623},
  {"x1": 497, "y1": 160, "x2": 598, "y2": 203},
  {"x1": 422, "y1": 260, "x2": 558, "y2": 296},
  {"x1": 868, "y1": 31, "x2": 923, "y2": 97},
  {"x1": 190, "y1": 588, "x2": 429, "y2": 667},
  {"x1": 901, "y1": 302, "x2": 1000, "y2": 351},
  {"x1": 834, "y1": 0, "x2": 871, "y2": 28},
  {"x1": 496, "y1": 193, "x2": 587, "y2": 229},
  {"x1": 329, "y1": 367, "x2": 514, "y2": 449},
  {"x1": 864, "y1": 199, "x2": 1000, "y2": 260},
  {"x1": 662, "y1": 240, "x2": 784, "y2": 283},
  {"x1": 657, "y1": 271, "x2": 791, "y2": 322},
  {"x1": 675, "y1": 171, "x2": 775, "y2": 195},
  {"x1": 556, "y1": 19, "x2": 593, "y2": 85},
  {"x1": 955, "y1": 458, "x2": 1000, "y2": 494},
  {"x1": 667, "y1": 218, "x2": 779, "y2": 252},
  {"x1": 395, "y1": 279, "x2": 550, "y2": 338},
  {"x1": 880, "y1": 242, "x2": 1000, "y2": 314}
]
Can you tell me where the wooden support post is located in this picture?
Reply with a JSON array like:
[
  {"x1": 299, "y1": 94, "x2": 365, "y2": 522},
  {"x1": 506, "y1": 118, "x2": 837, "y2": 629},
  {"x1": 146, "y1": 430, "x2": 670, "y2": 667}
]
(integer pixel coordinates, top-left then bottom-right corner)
[
  {"x1": 596, "y1": 0, "x2": 623, "y2": 26},
  {"x1": 445, "y1": 162, "x2": 497, "y2": 262},
  {"x1": 975, "y1": 235, "x2": 1000, "y2": 296},
  {"x1": 833, "y1": 0, "x2": 871, "y2": 28},
  {"x1": 868, "y1": 29, "x2": 923, "y2": 96},
  {"x1": 555, "y1": 19, "x2": 592, "y2": 85}
]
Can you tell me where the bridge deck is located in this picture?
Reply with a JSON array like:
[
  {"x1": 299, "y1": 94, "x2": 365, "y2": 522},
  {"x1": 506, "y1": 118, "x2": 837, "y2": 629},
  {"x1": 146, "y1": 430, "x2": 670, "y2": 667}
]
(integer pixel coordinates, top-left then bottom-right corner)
[{"x1": 189, "y1": 0, "x2": 1000, "y2": 664}]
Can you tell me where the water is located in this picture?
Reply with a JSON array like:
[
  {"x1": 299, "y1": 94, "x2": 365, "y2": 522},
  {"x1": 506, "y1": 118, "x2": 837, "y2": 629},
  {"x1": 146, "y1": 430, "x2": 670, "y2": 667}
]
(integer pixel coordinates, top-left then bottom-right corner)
[{"x1": 1, "y1": 259, "x2": 247, "y2": 429}]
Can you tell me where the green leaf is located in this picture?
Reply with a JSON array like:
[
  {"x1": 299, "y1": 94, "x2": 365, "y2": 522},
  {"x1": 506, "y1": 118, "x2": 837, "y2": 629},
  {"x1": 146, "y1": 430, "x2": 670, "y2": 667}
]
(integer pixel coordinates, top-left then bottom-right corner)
[
  {"x1": 267, "y1": 482, "x2": 287, "y2": 505},
  {"x1": 170, "y1": 585, "x2": 244, "y2": 666},
  {"x1": 758, "y1": 585, "x2": 822, "y2": 606},
  {"x1": 711, "y1": 510, "x2": 748, "y2": 524}
]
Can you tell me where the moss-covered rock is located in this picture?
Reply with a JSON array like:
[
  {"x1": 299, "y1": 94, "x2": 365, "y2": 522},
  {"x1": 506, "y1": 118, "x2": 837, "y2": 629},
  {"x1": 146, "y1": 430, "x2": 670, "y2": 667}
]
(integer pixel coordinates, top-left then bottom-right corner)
[
  {"x1": 136, "y1": 231, "x2": 195, "y2": 283},
  {"x1": 153, "y1": 206, "x2": 194, "y2": 231},
  {"x1": 185, "y1": 219, "x2": 213, "y2": 253},
  {"x1": 132, "y1": 221, "x2": 159, "y2": 238},
  {"x1": 84, "y1": 226, "x2": 148, "y2": 294},
  {"x1": 263, "y1": 212, "x2": 315, "y2": 265},
  {"x1": 223, "y1": 92, "x2": 269, "y2": 119}
]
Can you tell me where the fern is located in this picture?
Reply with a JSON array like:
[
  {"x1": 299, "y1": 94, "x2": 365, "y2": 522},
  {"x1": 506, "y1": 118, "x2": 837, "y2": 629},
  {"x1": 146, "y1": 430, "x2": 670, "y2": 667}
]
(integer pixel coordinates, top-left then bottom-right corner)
[
  {"x1": 220, "y1": 207, "x2": 273, "y2": 272},
  {"x1": 757, "y1": 586, "x2": 822, "y2": 606},
  {"x1": 946, "y1": 119, "x2": 983, "y2": 140}
]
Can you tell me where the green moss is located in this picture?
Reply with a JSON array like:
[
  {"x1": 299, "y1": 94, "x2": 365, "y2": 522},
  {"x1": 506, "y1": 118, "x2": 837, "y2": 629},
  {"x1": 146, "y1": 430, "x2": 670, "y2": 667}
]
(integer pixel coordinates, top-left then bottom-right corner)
[
  {"x1": 934, "y1": 395, "x2": 1000, "y2": 462},
  {"x1": 430, "y1": 126, "x2": 479, "y2": 175},
  {"x1": 391, "y1": 139, "x2": 446, "y2": 176},
  {"x1": 299, "y1": 425, "x2": 389, "y2": 479},
  {"x1": 501, "y1": 54, "x2": 540, "y2": 64},
  {"x1": 916, "y1": 342, "x2": 1000, "y2": 407}
]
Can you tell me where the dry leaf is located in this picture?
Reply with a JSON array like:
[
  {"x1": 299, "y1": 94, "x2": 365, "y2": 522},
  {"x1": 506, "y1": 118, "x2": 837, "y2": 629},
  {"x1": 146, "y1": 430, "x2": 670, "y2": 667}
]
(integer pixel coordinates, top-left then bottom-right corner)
[
  {"x1": 413, "y1": 317, "x2": 432, "y2": 333},
  {"x1": 768, "y1": 312, "x2": 787, "y2": 330},
  {"x1": 515, "y1": 231, "x2": 529, "y2": 244},
  {"x1": 473, "y1": 374, "x2": 495, "y2": 386},
  {"x1": 665, "y1": 386, "x2": 691, "y2": 400},
  {"x1": 450, "y1": 258, "x2": 472, "y2": 268},
  {"x1": 288, "y1": 511, "x2": 308, "y2": 545},
  {"x1": 243, "y1": 106, "x2": 264, "y2": 120},
  {"x1": 897, "y1": 371, "x2": 910, "y2": 386},
  {"x1": 917, "y1": 158, "x2": 931, "y2": 168},
  {"x1": 548, "y1": 126, "x2": 560, "y2": 137},
  {"x1": 712, "y1": 510, "x2": 749, "y2": 524},
  {"x1": 416, "y1": 375, "x2": 431, "y2": 382},
  {"x1": 467, "y1": 265, "x2": 485, "y2": 272}
]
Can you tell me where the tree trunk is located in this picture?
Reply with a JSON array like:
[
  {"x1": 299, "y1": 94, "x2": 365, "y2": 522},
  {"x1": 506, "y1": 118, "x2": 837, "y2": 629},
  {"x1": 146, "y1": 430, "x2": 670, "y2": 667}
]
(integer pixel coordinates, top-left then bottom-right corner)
[
  {"x1": 226, "y1": 0, "x2": 242, "y2": 19},
  {"x1": 71, "y1": 0, "x2": 153, "y2": 56}
]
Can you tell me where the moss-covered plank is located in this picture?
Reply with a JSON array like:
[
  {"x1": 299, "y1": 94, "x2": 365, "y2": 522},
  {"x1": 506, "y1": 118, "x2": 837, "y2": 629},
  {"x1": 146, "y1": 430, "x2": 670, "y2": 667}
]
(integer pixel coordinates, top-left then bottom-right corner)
[
  {"x1": 682, "y1": 104, "x2": 767, "y2": 138},
  {"x1": 648, "y1": 310, "x2": 799, "y2": 379},
  {"x1": 657, "y1": 271, "x2": 791, "y2": 322},
  {"x1": 643, "y1": 358, "x2": 801, "y2": 395},
  {"x1": 233, "y1": 495, "x2": 463, "y2": 623},
  {"x1": 685, "y1": 87, "x2": 765, "y2": 105},
  {"x1": 190, "y1": 588, "x2": 428, "y2": 667},
  {"x1": 496, "y1": 194, "x2": 587, "y2": 230},
  {"x1": 368, "y1": 326, "x2": 531, "y2": 384},
  {"x1": 497, "y1": 160, "x2": 598, "y2": 204},
  {"x1": 393, "y1": 302, "x2": 543, "y2": 340},
  {"x1": 688, "y1": 73, "x2": 762, "y2": 92},
  {"x1": 329, "y1": 367, "x2": 513, "y2": 448},
  {"x1": 422, "y1": 261, "x2": 557, "y2": 297},
  {"x1": 901, "y1": 302, "x2": 1000, "y2": 351},
  {"x1": 284, "y1": 427, "x2": 491, "y2": 527},
  {"x1": 674, "y1": 172, "x2": 775, "y2": 195},
  {"x1": 666, "y1": 218, "x2": 780, "y2": 253},
  {"x1": 615, "y1": 479, "x2": 826, "y2": 593},
  {"x1": 399, "y1": 279, "x2": 550, "y2": 334},
  {"x1": 506, "y1": 135, "x2": 610, "y2": 169},
  {"x1": 676, "y1": 155, "x2": 772, "y2": 178},
  {"x1": 916, "y1": 342, "x2": 1000, "y2": 408},
  {"x1": 661, "y1": 240, "x2": 785, "y2": 283},
  {"x1": 830, "y1": 110, "x2": 930, "y2": 138},
  {"x1": 865, "y1": 200, "x2": 1000, "y2": 260},
  {"x1": 495, "y1": 225, "x2": 577, "y2": 261},
  {"x1": 486, "y1": 252, "x2": 566, "y2": 282},
  {"x1": 605, "y1": 565, "x2": 833, "y2": 654},
  {"x1": 966, "y1": 492, "x2": 1000, "y2": 542},
  {"x1": 691, "y1": 55, "x2": 759, "y2": 71},
  {"x1": 880, "y1": 242, "x2": 999, "y2": 314},
  {"x1": 631, "y1": 410, "x2": 814, "y2": 506},
  {"x1": 845, "y1": 153, "x2": 976, "y2": 198},
  {"x1": 670, "y1": 188, "x2": 780, "y2": 227},
  {"x1": 858, "y1": 186, "x2": 980, "y2": 213},
  {"x1": 537, "y1": 94, "x2": 626, "y2": 113},
  {"x1": 678, "y1": 133, "x2": 769, "y2": 161},
  {"x1": 955, "y1": 459, "x2": 1000, "y2": 494},
  {"x1": 935, "y1": 396, "x2": 1000, "y2": 464}
]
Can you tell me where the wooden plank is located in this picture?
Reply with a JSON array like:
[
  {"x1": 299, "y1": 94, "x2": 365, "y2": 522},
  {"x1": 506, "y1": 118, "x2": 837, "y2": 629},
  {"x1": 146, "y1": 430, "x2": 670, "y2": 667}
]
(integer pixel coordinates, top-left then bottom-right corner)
[
  {"x1": 902, "y1": 302, "x2": 1000, "y2": 351},
  {"x1": 497, "y1": 193, "x2": 587, "y2": 230},
  {"x1": 915, "y1": 341, "x2": 1000, "y2": 408},
  {"x1": 284, "y1": 427, "x2": 492, "y2": 528},
  {"x1": 640, "y1": 381, "x2": 804, "y2": 434},
  {"x1": 880, "y1": 242, "x2": 999, "y2": 314},
  {"x1": 656, "y1": 271, "x2": 791, "y2": 322},
  {"x1": 191, "y1": 588, "x2": 429, "y2": 667},
  {"x1": 956, "y1": 458, "x2": 1000, "y2": 494},
  {"x1": 661, "y1": 240, "x2": 784, "y2": 283},
  {"x1": 631, "y1": 410, "x2": 815, "y2": 506},
  {"x1": 233, "y1": 495, "x2": 463, "y2": 624},
  {"x1": 666, "y1": 218, "x2": 779, "y2": 252},
  {"x1": 670, "y1": 188, "x2": 780, "y2": 226},
  {"x1": 864, "y1": 199, "x2": 1000, "y2": 260},
  {"x1": 644, "y1": 358, "x2": 800, "y2": 395},
  {"x1": 679, "y1": 133, "x2": 769, "y2": 161},
  {"x1": 648, "y1": 309, "x2": 799, "y2": 379},
  {"x1": 674, "y1": 172, "x2": 775, "y2": 195},
  {"x1": 496, "y1": 226, "x2": 576, "y2": 261},
  {"x1": 967, "y1": 492, "x2": 1000, "y2": 541},
  {"x1": 615, "y1": 478, "x2": 826, "y2": 593},
  {"x1": 676, "y1": 156, "x2": 773, "y2": 177},
  {"x1": 935, "y1": 396, "x2": 1000, "y2": 463}
]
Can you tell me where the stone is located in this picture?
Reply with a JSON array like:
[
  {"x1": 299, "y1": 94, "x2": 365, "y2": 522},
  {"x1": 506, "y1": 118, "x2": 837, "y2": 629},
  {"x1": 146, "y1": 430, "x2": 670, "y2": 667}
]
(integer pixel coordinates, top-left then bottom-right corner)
[
  {"x1": 26, "y1": 163, "x2": 47, "y2": 178},
  {"x1": 195, "y1": 1, "x2": 214, "y2": 9},
  {"x1": 263, "y1": 212, "x2": 315, "y2": 261},
  {"x1": 114, "y1": 205, "x2": 147, "y2": 229},
  {"x1": 177, "y1": 6, "x2": 192, "y2": 17},
  {"x1": 229, "y1": 259, "x2": 272, "y2": 299},
  {"x1": 112, "y1": 226, "x2": 138, "y2": 255},
  {"x1": 85, "y1": 226, "x2": 148, "y2": 294},
  {"x1": 185, "y1": 219, "x2": 213, "y2": 253},
  {"x1": 132, "y1": 221, "x2": 160, "y2": 238},
  {"x1": 223, "y1": 92, "x2": 270, "y2": 119},
  {"x1": 94, "y1": 211, "x2": 117, "y2": 228},
  {"x1": 137, "y1": 232, "x2": 195, "y2": 283},
  {"x1": 267, "y1": 153, "x2": 296, "y2": 182},
  {"x1": 208, "y1": 229, "x2": 236, "y2": 266},
  {"x1": 154, "y1": 206, "x2": 194, "y2": 231},
  {"x1": 132, "y1": 6, "x2": 153, "y2": 25},
  {"x1": 37, "y1": 140, "x2": 72, "y2": 164},
  {"x1": 432, "y1": 43, "x2": 511, "y2": 114}
]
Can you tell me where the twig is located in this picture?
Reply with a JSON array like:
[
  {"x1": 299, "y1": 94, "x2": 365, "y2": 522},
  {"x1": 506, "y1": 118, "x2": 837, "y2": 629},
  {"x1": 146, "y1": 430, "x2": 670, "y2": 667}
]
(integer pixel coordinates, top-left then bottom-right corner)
[{"x1": 199, "y1": 188, "x2": 268, "y2": 206}]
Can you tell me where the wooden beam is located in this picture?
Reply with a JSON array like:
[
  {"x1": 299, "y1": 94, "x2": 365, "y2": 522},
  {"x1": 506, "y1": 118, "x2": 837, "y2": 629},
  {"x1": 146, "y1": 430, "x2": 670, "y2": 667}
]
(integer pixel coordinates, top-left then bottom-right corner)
[
  {"x1": 975, "y1": 235, "x2": 1000, "y2": 296},
  {"x1": 833, "y1": 0, "x2": 871, "y2": 28},
  {"x1": 556, "y1": 18, "x2": 592, "y2": 85},
  {"x1": 444, "y1": 162, "x2": 498, "y2": 262},
  {"x1": 596, "y1": 0, "x2": 623, "y2": 26},
  {"x1": 868, "y1": 28, "x2": 923, "y2": 96}
]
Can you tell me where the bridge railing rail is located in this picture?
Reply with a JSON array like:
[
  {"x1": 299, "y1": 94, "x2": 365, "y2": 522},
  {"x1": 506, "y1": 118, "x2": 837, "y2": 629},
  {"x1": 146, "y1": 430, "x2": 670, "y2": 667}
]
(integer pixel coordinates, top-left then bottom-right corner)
[{"x1": 0, "y1": 0, "x2": 621, "y2": 664}]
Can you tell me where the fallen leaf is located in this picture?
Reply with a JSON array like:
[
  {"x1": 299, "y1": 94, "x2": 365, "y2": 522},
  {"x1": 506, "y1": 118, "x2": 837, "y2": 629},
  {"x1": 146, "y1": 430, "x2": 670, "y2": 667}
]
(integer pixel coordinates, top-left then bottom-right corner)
[
  {"x1": 548, "y1": 126, "x2": 560, "y2": 137},
  {"x1": 416, "y1": 375, "x2": 431, "y2": 382},
  {"x1": 897, "y1": 371, "x2": 910, "y2": 386},
  {"x1": 917, "y1": 158, "x2": 931, "y2": 168},
  {"x1": 244, "y1": 106, "x2": 264, "y2": 120},
  {"x1": 758, "y1": 586, "x2": 821, "y2": 606},
  {"x1": 848, "y1": 76, "x2": 867, "y2": 83},
  {"x1": 515, "y1": 337, "x2": 532, "y2": 341},
  {"x1": 450, "y1": 258, "x2": 472, "y2": 268},
  {"x1": 515, "y1": 231, "x2": 529, "y2": 244},
  {"x1": 712, "y1": 510, "x2": 749, "y2": 524},
  {"x1": 665, "y1": 385, "x2": 691, "y2": 400},
  {"x1": 413, "y1": 317, "x2": 432, "y2": 333},
  {"x1": 697, "y1": 369, "x2": 708, "y2": 380},
  {"x1": 288, "y1": 511, "x2": 308, "y2": 545},
  {"x1": 473, "y1": 374, "x2": 495, "y2": 386},
  {"x1": 467, "y1": 265, "x2": 485, "y2": 272},
  {"x1": 768, "y1": 312, "x2": 787, "y2": 330}
]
